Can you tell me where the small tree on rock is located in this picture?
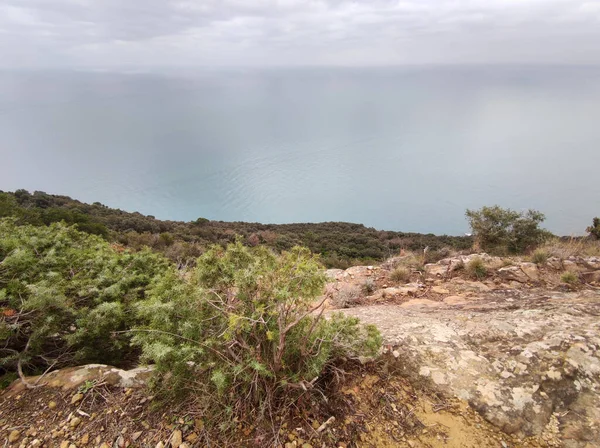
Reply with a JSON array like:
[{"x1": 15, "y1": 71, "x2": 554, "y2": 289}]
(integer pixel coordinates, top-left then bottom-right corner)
[{"x1": 465, "y1": 206, "x2": 551, "y2": 254}]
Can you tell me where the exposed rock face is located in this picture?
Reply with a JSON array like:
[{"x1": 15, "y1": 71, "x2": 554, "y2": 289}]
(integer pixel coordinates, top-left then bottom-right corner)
[
  {"x1": 497, "y1": 263, "x2": 539, "y2": 283},
  {"x1": 340, "y1": 290, "x2": 600, "y2": 447}
]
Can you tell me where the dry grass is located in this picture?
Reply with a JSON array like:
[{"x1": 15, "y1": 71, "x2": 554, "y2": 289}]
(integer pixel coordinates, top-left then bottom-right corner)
[
  {"x1": 539, "y1": 238, "x2": 600, "y2": 259},
  {"x1": 389, "y1": 267, "x2": 411, "y2": 283},
  {"x1": 530, "y1": 249, "x2": 549, "y2": 265}
]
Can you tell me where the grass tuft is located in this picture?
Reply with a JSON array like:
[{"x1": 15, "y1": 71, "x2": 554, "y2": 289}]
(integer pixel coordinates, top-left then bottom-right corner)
[
  {"x1": 466, "y1": 257, "x2": 487, "y2": 280},
  {"x1": 561, "y1": 271, "x2": 579, "y2": 285},
  {"x1": 531, "y1": 249, "x2": 549, "y2": 265},
  {"x1": 389, "y1": 267, "x2": 411, "y2": 284}
]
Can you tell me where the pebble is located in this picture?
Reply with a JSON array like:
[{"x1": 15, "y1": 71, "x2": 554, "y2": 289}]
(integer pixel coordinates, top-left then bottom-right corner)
[
  {"x1": 184, "y1": 433, "x2": 198, "y2": 442},
  {"x1": 114, "y1": 435, "x2": 125, "y2": 448},
  {"x1": 70, "y1": 394, "x2": 84, "y2": 405},
  {"x1": 170, "y1": 429, "x2": 183, "y2": 448},
  {"x1": 69, "y1": 417, "x2": 82, "y2": 429},
  {"x1": 8, "y1": 430, "x2": 21, "y2": 443},
  {"x1": 48, "y1": 401, "x2": 57, "y2": 409}
]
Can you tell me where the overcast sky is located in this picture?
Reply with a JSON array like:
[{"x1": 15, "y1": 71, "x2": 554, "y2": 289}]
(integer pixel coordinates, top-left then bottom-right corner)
[{"x1": 1, "y1": 0, "x2": 600, "y2": 69}]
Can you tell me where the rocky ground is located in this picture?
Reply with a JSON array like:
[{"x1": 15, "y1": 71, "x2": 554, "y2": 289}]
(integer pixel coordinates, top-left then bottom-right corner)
[
  {"x1": 0, "y1": 361, "x2": 525, "y2": 448},
  {"x1": 2, "y1": 253, "x2": 599, "y2": 447},
  {"x1": 328, "y1": 253, "x2": 600, "y2": 448}
]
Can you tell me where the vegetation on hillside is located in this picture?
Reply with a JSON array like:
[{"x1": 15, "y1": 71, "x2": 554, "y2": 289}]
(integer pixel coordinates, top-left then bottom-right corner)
[{"x1": 0, "y1": 190, "x2": 472, "y2": 268}]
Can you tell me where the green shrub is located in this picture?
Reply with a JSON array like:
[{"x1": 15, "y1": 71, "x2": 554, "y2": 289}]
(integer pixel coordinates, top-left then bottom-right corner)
[
  {"x1": 466, "y1": 257, "x2": 487, "y2": 280},
  {"x1": 466, "y1": 206, "x2": 551, "y2": 254},
  {"x1": 0, "y1": 219, "x2": 169, "y2": 376},
  {"x1": 390, "y1": 267, "x2": 410, "y2": 283},
  {"x1": 587, "y1": 217, "x2": 600, "y2": 240},
  {"x1": 561, "y1": 271, "x2": 579, "y2": 285},
  {"x1": 132, "y1": 241, "x2": 381, "y2": 430},
  {"x1": 531, "y1": 249, "x2": 549, "y2": 265}
]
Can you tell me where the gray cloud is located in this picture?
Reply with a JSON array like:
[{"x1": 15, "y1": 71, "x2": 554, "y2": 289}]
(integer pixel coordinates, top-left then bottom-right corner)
[{"x1": 1, "y1": 0, "x2": 599, "y2": 68}]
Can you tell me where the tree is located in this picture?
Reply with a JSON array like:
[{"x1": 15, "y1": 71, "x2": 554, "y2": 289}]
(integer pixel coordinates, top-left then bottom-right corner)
[
  {"x1": 465, "y1": 206, "x2": 551, "y2": 254},
  {"x1": 132, "y1": 241, "x2": 381, "y2": 430},
  {"x1": 587, "y1": 217, "x2": 600, "y2": 240}
]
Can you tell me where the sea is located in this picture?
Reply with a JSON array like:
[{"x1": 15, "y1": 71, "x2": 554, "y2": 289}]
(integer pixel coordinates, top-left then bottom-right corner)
[{"x1": 1, "y1": 65, "x2": 599, "y2": 235}]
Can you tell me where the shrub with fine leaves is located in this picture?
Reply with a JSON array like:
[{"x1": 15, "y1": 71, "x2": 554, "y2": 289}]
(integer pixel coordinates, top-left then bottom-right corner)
[
  {"x1": 0, "y1": 219, "x2": 169, "y2": 377},
  {"x1": 132, "y1": 241, "x2": 381, "y2": 426}
]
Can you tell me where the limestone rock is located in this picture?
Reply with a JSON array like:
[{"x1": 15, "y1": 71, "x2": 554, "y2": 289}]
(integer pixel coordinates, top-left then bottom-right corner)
[
  {"x1": 400, "y1": 299, "x2": 440, "y2": 308},
  {"x1": 431, "y1": 286, "x2": 450, "y2": 295},
  {"x1": 519, "y1": 263, "x2": 539, "y2": 281},
  {"x1": 498, "y1": 264, "x2": 538, "y2": 283},
  {"x1": 4, "y1": 364, "x2": 156, "y2": 395},
  {"x1": 339, "y1": 288, "x2": 600, "y2": 445},
  {"x1": 581, "y1": 271, "x2": 600, "y2": 284},
  {"x1": 443, "y1": 295, "x2": 472, "y2": 305},
  {"x1": 424, "y1": 263, "x2": 448, "y2": 278}
]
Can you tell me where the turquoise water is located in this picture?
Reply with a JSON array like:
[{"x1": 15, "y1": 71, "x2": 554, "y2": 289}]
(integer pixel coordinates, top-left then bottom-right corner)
[{"x1": 1, "y1": 66, "x2": 599, "y2": 235}]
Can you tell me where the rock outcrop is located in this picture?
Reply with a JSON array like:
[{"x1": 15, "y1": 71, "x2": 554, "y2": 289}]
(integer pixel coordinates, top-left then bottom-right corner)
[
  {"x1": 340, "y1": 289, "x2": 600, "y2": 447},
  {"x1": 4, "y1": 364, "x2": 154, "y2": 396}
]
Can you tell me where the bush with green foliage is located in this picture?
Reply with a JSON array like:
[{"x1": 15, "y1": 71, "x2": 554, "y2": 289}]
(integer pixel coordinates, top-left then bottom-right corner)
[
  {"x1": 465, "y1": 257, "x2": 487, "y2": 280},
  {"x1": 587, "y1": 217, "x2": 600, "y2": 240},
  {"x1": 132, "y1": 241, "x2": 381, "y2": 429},
  {"x1": 561, "y1": 271, "x2": 579, "y2": 285},
  {"x1": 0, "y1": 219, "x2": 169, "y2": 378},
  {"x1": 466, "y1": 206, "x2": 551, "y2": 254}
]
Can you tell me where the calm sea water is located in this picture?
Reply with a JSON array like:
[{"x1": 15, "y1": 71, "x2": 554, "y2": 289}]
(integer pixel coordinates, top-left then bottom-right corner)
[{"x1": 1, "y1": 66, "x2": 599, "y2": 235}]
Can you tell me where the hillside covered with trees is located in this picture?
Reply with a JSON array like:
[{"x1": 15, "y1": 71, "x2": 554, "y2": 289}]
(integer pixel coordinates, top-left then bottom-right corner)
[{"x1": 0, "y1": 189, "x2": 472, "y2": 268}]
